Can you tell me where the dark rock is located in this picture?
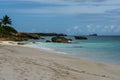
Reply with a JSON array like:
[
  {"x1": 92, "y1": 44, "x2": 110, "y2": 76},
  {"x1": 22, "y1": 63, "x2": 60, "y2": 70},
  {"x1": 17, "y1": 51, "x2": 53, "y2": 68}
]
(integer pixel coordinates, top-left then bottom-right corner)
[
  {"x1": 17, "y1": 42, "x2": 28, "y2": 45},
  {"x1": 74, "y1": 36, "x2": 87, "y2": 40},
  {"x1": 41, "y1": 37, "x2": 45, "y2": 39},
  {"x1": 68, "y1": 39, "x2": 72, "y2": 41},
  {"x1": 15, "y1": 32, "x2": 41, "y2": 41},
  {"x1": 0, "y1": 32, "x2": 41, "y2": 41},
  {"x1": 46, "y1": 40, "x2": 51, "y2": 42},
  {"x1": 0, "y1": 36, "x2": 28, "y2": 41},
  {"x1": 51, "y1": 36, "x2": 71, "y2": 43},
  {"x1": 36, "y1": 33, "x2": 67, "y2": 36},
  {"x1": 32, "y1": 42, "x2": 36, "y2": 44}
]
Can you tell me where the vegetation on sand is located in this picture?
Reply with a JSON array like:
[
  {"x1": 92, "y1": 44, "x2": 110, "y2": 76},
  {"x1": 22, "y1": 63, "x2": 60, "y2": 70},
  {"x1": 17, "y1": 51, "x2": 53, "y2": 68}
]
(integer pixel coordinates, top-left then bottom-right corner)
[{"x1": 0, "y1": 15, "x2": 17, "y2": 37}]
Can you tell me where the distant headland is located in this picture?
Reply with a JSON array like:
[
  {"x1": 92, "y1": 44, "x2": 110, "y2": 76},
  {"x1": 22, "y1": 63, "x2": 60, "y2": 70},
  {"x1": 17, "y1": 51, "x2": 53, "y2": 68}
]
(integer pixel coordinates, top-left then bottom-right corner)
[
  {"x1": 0, "y1": 15, "x2": 89, "y2": 43},
  {"x1": 89, "y1": 33, "x2": 98, "y2": 36},
  {"x1": 0, "y1": 15, "x2": 68, "y2": 41}
]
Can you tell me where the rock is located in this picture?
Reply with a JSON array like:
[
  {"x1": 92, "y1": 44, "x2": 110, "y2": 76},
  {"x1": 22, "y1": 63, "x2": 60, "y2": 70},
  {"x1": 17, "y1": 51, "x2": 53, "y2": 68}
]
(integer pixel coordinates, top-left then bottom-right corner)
[
  {"x1": 15, "y1": 32, "x2": 41, "y2": 41},
  {"x1": 38, "y1": 33, "x2": 67, "y2": 36},
  {"x1": 41, "y1": 37, "x2": 45, "y2": 39},
  {"x1": 0, "y1": 36, "x2": 28, "y2": 41},
  {"x1": 17, "y1": 42, "x2": 28, "y2": 45},
  {"x1": 32, "y1": 42, "x2": 36, "y2": 44},
  {"x1": 68, "y1": 39, "x2": 72, "y2": 41},
  {"x1": 74, "y1": 36, "x2": 87, "y2": 40},
  {"x1": 0, "y1": 32, "x2": 41, "y2": 41},
  {"x1": 51, "y1": 36, "x2": 71, "y2": 43},
  {"x1": 46, "y1": 40, "x2": 51, "y2": 42}
]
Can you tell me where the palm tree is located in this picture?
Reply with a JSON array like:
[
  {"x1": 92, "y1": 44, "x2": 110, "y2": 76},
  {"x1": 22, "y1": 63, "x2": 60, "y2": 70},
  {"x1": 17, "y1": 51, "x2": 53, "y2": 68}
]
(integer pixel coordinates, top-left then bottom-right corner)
[{"x1": 1, "y1": 15, "x2": 12, "y2": 26}]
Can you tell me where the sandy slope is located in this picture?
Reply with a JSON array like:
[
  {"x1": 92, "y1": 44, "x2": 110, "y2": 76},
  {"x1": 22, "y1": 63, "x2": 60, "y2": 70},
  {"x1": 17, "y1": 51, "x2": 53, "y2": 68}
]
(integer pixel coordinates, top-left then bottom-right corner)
[{"x1": 0, "y1": 44, "x2": 120, "y2": 80}]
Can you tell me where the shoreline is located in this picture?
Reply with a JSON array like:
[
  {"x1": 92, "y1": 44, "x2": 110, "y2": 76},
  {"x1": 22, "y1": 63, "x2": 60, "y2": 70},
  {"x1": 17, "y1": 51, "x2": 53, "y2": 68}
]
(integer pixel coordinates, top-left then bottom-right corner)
[
  {"x1": 0, "y1": 41, "x2": 120, "y2": 80},
  {"x1": 24, "y1": 42, "x2": 120, "y2": 66},
  {"x1": 0, "y1": 41, "x2": 120, "y2": 66}
]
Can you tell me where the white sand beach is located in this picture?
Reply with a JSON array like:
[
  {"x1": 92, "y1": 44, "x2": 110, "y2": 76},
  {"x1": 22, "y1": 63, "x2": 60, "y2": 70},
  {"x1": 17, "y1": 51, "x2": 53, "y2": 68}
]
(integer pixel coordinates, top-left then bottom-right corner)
[{"x1": 0, "y1": 41, "x2": 120, "y2": 80}]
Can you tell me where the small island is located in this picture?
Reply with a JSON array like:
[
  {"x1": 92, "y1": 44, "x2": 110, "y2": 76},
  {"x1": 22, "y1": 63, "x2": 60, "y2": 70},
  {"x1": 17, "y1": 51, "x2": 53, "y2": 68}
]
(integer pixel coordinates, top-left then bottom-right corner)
[
  {"x1": 89, "y1": 33, "x2": 98, "y2": 36},
  {"x1": 74, "y1": 36, "x2": 88, "y2": 40}
]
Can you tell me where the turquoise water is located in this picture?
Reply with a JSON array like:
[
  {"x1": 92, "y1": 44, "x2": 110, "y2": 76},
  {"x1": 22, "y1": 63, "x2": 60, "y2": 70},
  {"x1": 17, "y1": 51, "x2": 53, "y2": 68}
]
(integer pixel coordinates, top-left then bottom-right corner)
[{"x1": 27, "y1": 36, "x2": 120, "y2": 65}]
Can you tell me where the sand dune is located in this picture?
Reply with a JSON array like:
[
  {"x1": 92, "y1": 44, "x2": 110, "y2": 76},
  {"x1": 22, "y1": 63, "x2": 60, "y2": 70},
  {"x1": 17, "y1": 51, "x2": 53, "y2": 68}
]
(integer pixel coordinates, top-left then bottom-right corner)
[{"x1": 0, "y1": 44, "x2": 120, "y2": 80}]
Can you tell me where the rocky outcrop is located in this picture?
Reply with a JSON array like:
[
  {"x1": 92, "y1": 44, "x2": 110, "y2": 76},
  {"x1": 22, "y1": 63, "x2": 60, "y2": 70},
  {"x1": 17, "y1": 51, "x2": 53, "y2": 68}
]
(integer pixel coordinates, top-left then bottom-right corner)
[
  {"x1": 0, "y1": 32, "x2": 41, "y2": 41},
  {"x1": 0, "y1": 25, "x2": 41, "y2": 41},
  {"x1": 51, "y1": 36, "x2": 71, "y2": 43},
  {"x1": 74, "y1": 36, "x2": 87, "y2": 40},
  {"x1": 36, "y1": 33, "x2": 67, "y2": 36},
  {"x1": 17, "y1": 42, "x2": 28, "y2": 45},
  {"x1": 46, "y1": 40, "x2": 51, "y2": 42},
  {"x1": 15, "y1": 32, "x2": 40, "y2": 40}
]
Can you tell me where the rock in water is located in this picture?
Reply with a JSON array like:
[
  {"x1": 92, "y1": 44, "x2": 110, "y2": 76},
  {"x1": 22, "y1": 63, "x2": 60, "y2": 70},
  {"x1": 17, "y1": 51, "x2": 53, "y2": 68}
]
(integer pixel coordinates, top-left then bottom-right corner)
[
  {"x1": 89, "y1": 34, "x2": 98, "y2": 36},
  {"x1": 74, "y1": 36, "x2": 87, "y2": 40},
  {"x1": 51, "y1": 36, "x2": 71, "y2": 43},
  {"x1": 46, "y1": 40, "x2": 51, "y2": 42}
]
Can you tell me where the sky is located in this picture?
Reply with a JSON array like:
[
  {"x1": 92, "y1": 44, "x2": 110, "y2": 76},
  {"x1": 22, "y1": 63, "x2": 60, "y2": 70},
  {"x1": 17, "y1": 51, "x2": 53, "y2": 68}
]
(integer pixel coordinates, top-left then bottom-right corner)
[{"x1": 0, "y1": 0, "x2": 120, "y2": 35}]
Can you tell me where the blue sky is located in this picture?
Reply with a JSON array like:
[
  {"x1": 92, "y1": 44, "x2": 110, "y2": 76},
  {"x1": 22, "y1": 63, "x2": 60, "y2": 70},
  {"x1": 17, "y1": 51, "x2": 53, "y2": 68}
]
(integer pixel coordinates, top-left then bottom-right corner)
[{"x1": 0, "y1": 0, "x2": 120, "y2": 35}]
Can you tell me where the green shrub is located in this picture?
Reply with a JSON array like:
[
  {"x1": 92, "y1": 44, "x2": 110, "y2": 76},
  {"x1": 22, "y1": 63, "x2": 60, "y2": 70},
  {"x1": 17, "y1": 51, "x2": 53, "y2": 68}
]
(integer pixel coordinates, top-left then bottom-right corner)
[
  {"x1": 0, "y1": 26, "x2": 17, "y2": 37},
  {"x1": 3, "y1": 26, "x2": 17, "y2": 33}
]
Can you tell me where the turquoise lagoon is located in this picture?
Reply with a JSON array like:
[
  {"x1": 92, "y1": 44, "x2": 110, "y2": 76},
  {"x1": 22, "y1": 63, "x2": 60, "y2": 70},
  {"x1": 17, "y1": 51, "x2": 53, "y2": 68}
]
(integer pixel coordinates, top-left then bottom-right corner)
[{"x1": 27, "y1": 36, "x2": 120, "y2": 65}]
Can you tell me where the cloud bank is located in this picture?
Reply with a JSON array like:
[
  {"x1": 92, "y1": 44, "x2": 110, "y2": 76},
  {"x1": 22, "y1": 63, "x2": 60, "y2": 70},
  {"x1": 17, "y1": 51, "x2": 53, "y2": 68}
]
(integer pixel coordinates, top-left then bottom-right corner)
[
  {"x1": 66, "y1": 24, "x2": 120, "y2": 35},
  {"x1": 0, "y1": 0, "x2": 120, "y2": 35},
  {"x1": 63, "y1": 0, "x2": 107, "y2": 2}
]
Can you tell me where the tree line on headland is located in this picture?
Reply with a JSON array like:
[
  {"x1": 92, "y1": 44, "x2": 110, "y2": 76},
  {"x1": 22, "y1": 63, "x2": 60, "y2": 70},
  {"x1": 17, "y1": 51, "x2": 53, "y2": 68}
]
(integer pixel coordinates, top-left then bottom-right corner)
[
  {"x1": 0, "y1": 15, "x2": 68, "y2": 41},
  {"x1": 0, "y1": 15, "x2": 91, "y2": 43},
  {"x1": 0, "y1": 15, "x2": 18, "y2": 37}
]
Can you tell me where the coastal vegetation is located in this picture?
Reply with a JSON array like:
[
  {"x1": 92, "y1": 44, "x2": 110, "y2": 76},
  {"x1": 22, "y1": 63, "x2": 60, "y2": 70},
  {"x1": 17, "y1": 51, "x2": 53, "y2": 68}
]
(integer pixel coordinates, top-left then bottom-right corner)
[
  {"x1": 0, "y1": 15, "x2": 41, "y2": 41},
  {"x1": 0, "y1": 15, "x2": 87, "y2": 42},
  {"x1": 37, "y1": 33, "x2": 67, "y2": 36},
  {"x1": 0, "y1": 15, "x2": 67, "y2": 41},
  {"x1": 0, "y1": 15, "x2": 12, "y2": 26},
  {"x1": 0, "y1": 15, "x2": 17, "y2": 37}
]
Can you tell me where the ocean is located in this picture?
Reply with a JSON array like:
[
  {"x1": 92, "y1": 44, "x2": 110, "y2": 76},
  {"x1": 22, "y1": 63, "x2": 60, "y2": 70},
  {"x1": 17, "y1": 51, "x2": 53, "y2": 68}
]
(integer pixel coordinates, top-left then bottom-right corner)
[{"x1": 26, "y1": 36, "x2": 120, "y2": 65}]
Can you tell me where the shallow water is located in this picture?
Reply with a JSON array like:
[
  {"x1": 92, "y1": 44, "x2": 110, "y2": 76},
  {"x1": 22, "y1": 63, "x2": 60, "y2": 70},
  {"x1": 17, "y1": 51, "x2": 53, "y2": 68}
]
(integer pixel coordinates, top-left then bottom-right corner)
[{"x1": 27, "y1": 36, "x2": 120, "y2": 65}]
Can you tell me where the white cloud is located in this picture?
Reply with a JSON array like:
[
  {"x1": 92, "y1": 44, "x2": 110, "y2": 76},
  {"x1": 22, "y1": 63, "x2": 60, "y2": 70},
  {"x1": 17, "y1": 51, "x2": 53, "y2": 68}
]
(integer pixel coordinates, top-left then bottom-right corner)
[
  {"x1": 66, "y1": 24, "x2": 120, "y2": 35},
  {"x1": 1, "y1": 0, "x2": 120, "y2": 15},
  {"x1": 86, "y1": 24, "x2": 92, "y2": 28},
  {"x1": 31, "y1": 28, "x2": 36, "y2": 32},
  {"x1": 110, "y1": 25, "x2": 115, "y2": 30},
  {"x1": 2, "y1": 0, "x2": 120, "y2": 5},
  {"x1": 18, "y1": 0, "x2": 120, "y2": 5},
  {"x1": 115, "y1": 26, "x2": 120, "y2": 32},
  {"x1": 66, "y1": 25, "x2": 83, "y2": 35},
  {"x1": 63, "y1": 0, "x2": 107, "y2": 2},
  {"x1": 73, "y1": 26, "x2": 79, "y2": 30},
  {"x1": 103, "y1": 25, "x2": 115, "y2": 31},
  {"x1": 16, "y1": 5, "x2": 120, "y2": 15}
]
